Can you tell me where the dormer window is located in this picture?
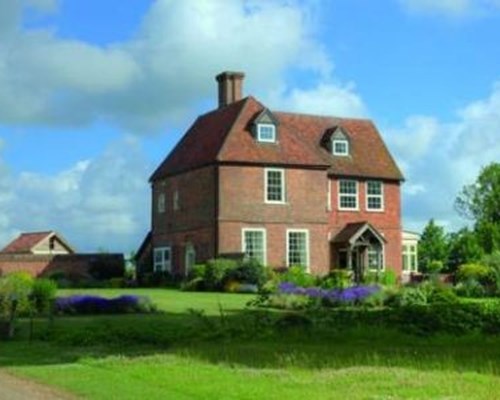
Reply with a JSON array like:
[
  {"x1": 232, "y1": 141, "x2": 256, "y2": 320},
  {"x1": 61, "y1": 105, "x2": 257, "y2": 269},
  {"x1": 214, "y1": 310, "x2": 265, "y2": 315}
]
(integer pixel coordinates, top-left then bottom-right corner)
[
  {"x1": 257, "y1": 123, "x2": 276, "y2": 143},
  {"x1": 322, "y1": 126, "x2": 351, "y2": 156},
  {"x1": 333, "y1": 139, "x2": 349, "y2": 156},
  {"x1": 253, "y1": 108, "x2": 279, "y2": 144}
]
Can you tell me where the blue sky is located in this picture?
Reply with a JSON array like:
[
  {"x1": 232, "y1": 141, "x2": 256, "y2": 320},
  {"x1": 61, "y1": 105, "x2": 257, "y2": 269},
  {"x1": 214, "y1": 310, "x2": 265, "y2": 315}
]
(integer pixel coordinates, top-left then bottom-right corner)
[{"x1": 0, "y1": 0, "x2": 499, "y2": 253}]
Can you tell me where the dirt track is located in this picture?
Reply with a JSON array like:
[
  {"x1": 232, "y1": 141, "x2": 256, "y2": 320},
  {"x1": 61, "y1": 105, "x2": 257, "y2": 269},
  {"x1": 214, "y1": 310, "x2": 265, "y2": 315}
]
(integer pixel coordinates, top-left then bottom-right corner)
[{"x1": 0, "y1": 370, "x2": 77, "y2": 400}]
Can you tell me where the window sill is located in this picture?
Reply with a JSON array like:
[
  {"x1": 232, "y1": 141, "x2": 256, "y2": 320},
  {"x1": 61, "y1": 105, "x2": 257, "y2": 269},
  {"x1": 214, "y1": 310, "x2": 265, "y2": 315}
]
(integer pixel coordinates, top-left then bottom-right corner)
[
  {"x1": 265, "y1": 201, "x2": 287, "y2": 205},
  {"x1": 366, "y1": 208, "x2": 385, "y2": 213}
]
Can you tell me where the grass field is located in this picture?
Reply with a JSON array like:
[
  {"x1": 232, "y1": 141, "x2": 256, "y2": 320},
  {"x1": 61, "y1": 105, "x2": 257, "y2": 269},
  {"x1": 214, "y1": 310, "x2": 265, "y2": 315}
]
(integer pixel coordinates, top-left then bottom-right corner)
[{"x1": 0, "y1": 288, "x2": 499, "y2": 399}]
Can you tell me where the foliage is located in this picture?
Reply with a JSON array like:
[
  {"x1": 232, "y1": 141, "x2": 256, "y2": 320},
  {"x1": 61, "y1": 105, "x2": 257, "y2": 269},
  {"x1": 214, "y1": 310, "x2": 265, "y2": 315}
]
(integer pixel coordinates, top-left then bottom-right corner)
[
  {"x1": 388, "y1": 286, "x2": 427, "y2": 307},
  {"x1": 418, "y1": 219, "x2": 449, "y2": 273},
  {"x1": 31, "y1": 278, "x2": 57, "y2": 314},
  {"x1": 54, "y1": 295, "x2": 157, "y2": 315},
  {"x1": 0, "y1": 272, "x2": 35, "y2": 316},
  {"x1": 279, "y1": 266, "x2": 316, "y2": 288},
  {"x1": 204, "y1": 258, "x2": 238, "y2": 290},
  {"x1": 223, "y1": 258, "x2": 267, "y2": 287},
  {"x1": 454, "y1": 279, "x2": 486, "y2": 298},
  {"x1": 321, "y1": 270, "x2": 352, "y2": 289},
  {"x1": 455, "y1": 162, "x2": 500, "y2": 253},
  {"x1": 482, "y1": 251, "x2": 500, "y2": 295},
  {"x1": 427, "y1": 260, "x2": 444, "y2": 274},
  {"x1": 447, "y1": 228, "x2": 484, "y2": 272},
  {"x1": 456, "y1": 263, "x2": 493, "y2": 286}
]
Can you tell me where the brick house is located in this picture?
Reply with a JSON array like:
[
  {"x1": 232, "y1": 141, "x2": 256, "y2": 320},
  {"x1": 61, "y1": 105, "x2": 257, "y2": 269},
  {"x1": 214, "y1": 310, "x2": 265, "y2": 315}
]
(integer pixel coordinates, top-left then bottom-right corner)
[
  {"x1": 0, "y1": 231, "x2": 124, "y2": 279},
  {"x1": 137, "y1": 71, "x2": 404, "y2": 279}
]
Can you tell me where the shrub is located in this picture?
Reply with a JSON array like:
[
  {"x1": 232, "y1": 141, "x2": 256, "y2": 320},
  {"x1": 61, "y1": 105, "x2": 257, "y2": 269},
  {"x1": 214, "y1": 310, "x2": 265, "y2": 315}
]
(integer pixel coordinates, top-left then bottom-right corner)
[
  {"x1": 389, "y1": 287, "x2": 427, "y2": 307},
  {"x1": 31, "y1": 278, "x2": 57, "y2": 314},
  {"x1": 321, "y1": 270, "x2": 352, "y2": 289},
  {"x1": 0, "y1": 272, "x2": 35, "y2": 316},
  {"x1": 455, "y1": 278, "x2": 486, "y2": 298},
  {"x1": 181, "y1": 277, "x2": 205, "y2": 292},
  {"x1": 190, "y1": 264, "x2": 206, "y2": 280},
  {"x1": 427, "y1": 260, "x2": 444, "y2": 274},
  {"x1": 456, "y1": 263, "x2": 492, "y2": 285},
  {"x1": 279, "y1": 266, "x2": 316, "y2": 288},
  {"x1": 108, "y1": 277, "x2": 125, "y2": 288},
  {"x1": 204, "y1": 258, "x2": 237, "y2": 290},
  {"x1": 224, "y1": 258, "x2": 266, "y2": 287}
]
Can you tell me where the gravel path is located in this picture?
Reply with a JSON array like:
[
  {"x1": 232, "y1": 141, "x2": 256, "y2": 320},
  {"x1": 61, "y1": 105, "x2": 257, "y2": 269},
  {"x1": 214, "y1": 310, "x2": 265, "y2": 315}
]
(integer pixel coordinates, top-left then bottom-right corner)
[{"x1": 0, "y1": 370, "x2": 77, "y2": 400}]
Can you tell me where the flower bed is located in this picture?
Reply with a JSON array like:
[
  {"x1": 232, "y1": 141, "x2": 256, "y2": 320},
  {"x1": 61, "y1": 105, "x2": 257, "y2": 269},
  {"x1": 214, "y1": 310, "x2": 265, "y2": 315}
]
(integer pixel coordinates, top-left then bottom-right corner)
[
  {"x1": 278, "y1": 282, "x2": 380, "y2": 304},
  {"x1": 54, "y1": 295, "x2": 156, "y2": 315}
]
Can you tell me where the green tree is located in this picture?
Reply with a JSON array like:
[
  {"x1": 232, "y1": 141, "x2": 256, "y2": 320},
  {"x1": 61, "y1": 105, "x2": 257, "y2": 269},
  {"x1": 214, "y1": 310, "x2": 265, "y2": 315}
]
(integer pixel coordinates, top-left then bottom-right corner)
[
  {"x1": 418, "y1": 219, "x2": 449, "y2": 273},
  {"x1": 455, "y1": 162, "x2": 500, "y2": 253},
  {"x1": 447, "y1": 228, "x2": 484, "y2": 273}
]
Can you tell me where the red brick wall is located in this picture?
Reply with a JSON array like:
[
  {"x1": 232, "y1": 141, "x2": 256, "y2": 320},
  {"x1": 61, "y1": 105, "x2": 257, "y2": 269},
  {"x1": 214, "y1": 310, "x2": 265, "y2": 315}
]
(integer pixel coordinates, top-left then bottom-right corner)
[
  {"x1": 151, "y1": 166, "x2": 217, "y2": 275},
  {"x1": 219, "y1": 165, "x2": 328, "y2": 223},
  {"x1": 329, "y1": 178, "x2": 402, "y2": 274},
  {"x1": 218, "y1": 165, "x2": 330, "y2": 274},
  {"x1": 0, "y1": 254, "x2": 124, "y2": 279},
  {"x1": 218, "y1": 221, "x2": 329, "y2": 275}
]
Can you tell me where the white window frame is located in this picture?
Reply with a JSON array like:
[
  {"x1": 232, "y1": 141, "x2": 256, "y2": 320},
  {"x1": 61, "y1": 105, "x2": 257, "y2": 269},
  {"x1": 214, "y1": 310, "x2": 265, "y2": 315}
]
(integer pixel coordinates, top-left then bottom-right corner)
[
  {"x1": 332, "y1": 139, "x2": 349, "y2": 156},
  {"x1": 257, "y1": 123, "x2": 276, "y2": 143},
  {"x1": 338, "y1": 179, "x2": 358, "y2": 211},
  {"x1": 157, "y1": 193, "x2": 166, "y2": 214},
  {"x1": 241, "y1": 228, "x2": 267, "y2": 266},
  {"x1": 402, "y1": 244, "x2": 418, "y2": 273},
  {"x1": 366, "y1": 181, "x2": 384, "y2": 212},
  {"x1": 153, "y1": 246, "x2": 172, "y2": 273},
  {"x1": 367, "y1": 245, "x2": 385, "y2": 271},
  {"x1": 286, "y1": 229, "x2": 310, "y2": 271},
  {"x1": 265, "y1": 168, "x2": 286, "y2": 204}
]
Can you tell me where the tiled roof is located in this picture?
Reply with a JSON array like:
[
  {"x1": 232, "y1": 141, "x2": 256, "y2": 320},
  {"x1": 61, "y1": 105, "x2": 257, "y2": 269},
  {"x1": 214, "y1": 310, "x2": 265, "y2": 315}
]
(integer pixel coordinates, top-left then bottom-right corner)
[
  {"x1": 150, "y1": 97, "x2": 247, "y2": 181},
  {"x1": 2, "y1": 231, "x2": 53, "y2": 253},
  {"x1": 151, "y1": 96, "x2": 403, "y2": 181},
  {"x1": 332, "y1": 222, "x2": 387, "y2": 245},
  {"x1": 276, "y1": 112, "x2": 404, "y2": 180}
]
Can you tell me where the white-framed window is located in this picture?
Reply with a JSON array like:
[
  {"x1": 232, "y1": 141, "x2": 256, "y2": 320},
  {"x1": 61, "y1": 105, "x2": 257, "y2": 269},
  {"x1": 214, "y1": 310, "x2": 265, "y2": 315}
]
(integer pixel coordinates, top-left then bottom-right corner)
[
  {"x1": 265, "y1": 168, "x2": 285, "y2": 203},
  {"x1": 157, "y1": 193, "x2": 165, "y2": 214},
  {"x1": 286, "y1": 229, "x2": 309, "y2": 270},
  {"x1": 242, "y1": 228, "x2": 266, "y2": 266},
  {"x1": 332, "y1": 139, "x2": 349, "y2": 156},
  {"x1": 367, "y1": 246, "x2": 384, "y2": 271},
  {"x1": 338, "y1": 180, "x2": 358, "y2": 210},
  {"x1": 173, "y1": 189, "x2": 179, "y2": 211},
  {"x1": 153, "y1": 246, "x2": 172, "y2": 272},
  {"x1": 402, "y1": 245, "x2": 418, "y2": 273},
  {"x1": 257, "y1": 123, "x2": 276, "y2": 143},
  {"x1": 366, "y1": 181, "x2": 384, "y2": 211}
]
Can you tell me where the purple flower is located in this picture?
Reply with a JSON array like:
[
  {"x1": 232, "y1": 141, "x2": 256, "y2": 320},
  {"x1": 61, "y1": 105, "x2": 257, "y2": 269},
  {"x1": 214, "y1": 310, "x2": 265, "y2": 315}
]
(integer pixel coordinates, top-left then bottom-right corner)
[{"x1": 54, "y1": 294, "x2": 145, "y2": 314}]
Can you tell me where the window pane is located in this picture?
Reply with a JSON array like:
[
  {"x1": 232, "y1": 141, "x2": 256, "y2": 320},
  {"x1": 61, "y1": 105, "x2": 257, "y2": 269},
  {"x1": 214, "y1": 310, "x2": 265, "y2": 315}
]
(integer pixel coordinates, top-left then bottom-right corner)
[
  {"x1": 267, "y1": 170, "x2": 284, "y2": 202},
  {"x1": 333, "y1": 140, "x2": 348, "y2": 155},
  {"x1": 367, "y1": 181, "x2": 382, "y2": 195},
  {"x1": 288, "y1": 231, "x2": 307, "y2": 267},
  {"x1": 258, "y1": 124, "x2": 275, "y2": 142},
  {"x1": 244, "y1": 230, "x2": 265, "y2": 265}
]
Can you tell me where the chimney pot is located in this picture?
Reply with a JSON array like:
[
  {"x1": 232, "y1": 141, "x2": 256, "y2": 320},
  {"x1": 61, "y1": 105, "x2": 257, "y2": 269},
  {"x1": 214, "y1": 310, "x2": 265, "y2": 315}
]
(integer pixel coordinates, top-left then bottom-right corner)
[{"x1": 216, "y1": 71, "x2": 245, "y2": 109}]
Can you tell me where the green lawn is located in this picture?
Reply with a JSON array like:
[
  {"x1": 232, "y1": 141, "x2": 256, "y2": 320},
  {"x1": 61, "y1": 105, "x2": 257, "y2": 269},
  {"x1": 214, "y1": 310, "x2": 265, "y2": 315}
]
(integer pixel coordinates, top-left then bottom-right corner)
[{"x1": 0, "y1": 288, "x2": 499, "y2": 399}]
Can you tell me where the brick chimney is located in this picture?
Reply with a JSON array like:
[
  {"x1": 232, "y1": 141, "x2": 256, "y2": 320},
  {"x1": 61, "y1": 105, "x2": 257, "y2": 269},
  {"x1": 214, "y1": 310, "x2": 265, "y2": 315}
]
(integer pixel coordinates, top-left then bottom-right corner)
[{"x1": 215, "y1": 71, "x2": 245, "y2": 108}]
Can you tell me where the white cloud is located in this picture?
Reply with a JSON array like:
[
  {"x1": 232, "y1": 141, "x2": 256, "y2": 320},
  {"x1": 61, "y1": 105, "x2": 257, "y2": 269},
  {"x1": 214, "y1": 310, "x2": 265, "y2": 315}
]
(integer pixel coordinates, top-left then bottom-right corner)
[
  {"x1": 0, "y1": 138, "x2": 151, "y2": 252},
  {"x1": 0, "y1": 0, "x2": 339, "y2": 132},
  {"x1": 399, "y1": 0, "x2": 500, "y2": 17},
  {"x1": 269, "y1": 81, "x2": 367, "y2": 118},
  {"x1": 386, "y1": 82, "x2": 500, "y2": 233}
]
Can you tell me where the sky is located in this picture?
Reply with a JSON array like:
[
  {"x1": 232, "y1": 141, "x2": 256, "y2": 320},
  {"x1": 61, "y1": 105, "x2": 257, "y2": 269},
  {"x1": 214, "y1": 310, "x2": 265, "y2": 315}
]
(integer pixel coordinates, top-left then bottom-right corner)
[{"x1": 0, "y1": 0, "x2": 499, "y2": 253}]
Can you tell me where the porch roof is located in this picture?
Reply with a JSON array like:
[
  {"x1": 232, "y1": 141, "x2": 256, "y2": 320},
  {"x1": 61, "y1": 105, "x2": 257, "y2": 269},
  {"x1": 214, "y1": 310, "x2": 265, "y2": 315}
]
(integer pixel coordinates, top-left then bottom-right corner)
[{"x1": 332, "y1": 222, "x2": 387, "y2": 247}]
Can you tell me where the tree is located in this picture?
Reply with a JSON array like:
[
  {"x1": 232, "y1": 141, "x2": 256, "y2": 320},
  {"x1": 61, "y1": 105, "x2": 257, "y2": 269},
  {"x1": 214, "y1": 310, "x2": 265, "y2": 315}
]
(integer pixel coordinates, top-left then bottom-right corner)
[
  {"x1": 455, "y1": 162, "x2": 500, "y2": 253},
  {"x1": 418, "y1": 219, "x2": 449, "y2": 273},
  {"x1": 447, "y1": 228, "x2": 484, "y2": 272}
]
